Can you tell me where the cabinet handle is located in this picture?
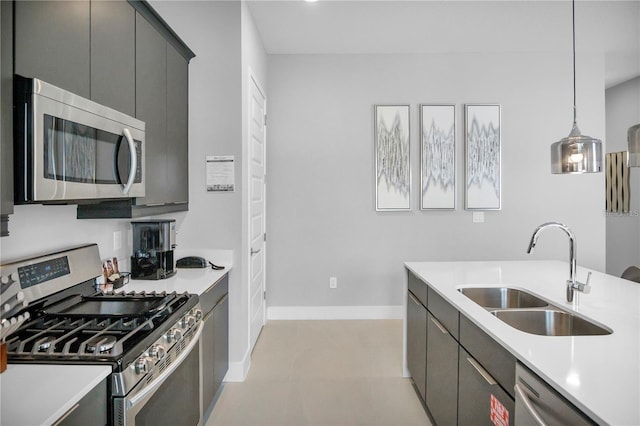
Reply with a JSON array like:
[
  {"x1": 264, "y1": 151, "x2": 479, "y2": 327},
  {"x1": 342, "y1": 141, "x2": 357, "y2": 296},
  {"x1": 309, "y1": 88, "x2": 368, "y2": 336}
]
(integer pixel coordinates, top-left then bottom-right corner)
[
  {"x1": 466, "y1": 357, "x2": 497, "y2": 385},
  {"x1": 429, "y1": 315, "x2": 448, "y2": 335},
  {"x1": 408, "y1": 291, "x2": 422, "y2": 307},
  {"x1": 121, "y1": 128, "x2": 137, "y2": 195},
  {"x1": 514, "y1": 383, "x2": 548, "y2": 426}
]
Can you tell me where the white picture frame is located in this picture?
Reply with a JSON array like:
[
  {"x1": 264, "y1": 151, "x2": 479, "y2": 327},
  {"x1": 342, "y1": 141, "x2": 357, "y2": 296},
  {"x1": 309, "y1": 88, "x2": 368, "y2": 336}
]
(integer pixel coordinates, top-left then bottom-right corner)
[
  {"x1": 420, "y1": 104, "x2": 456, "y2": 210},
  {"x1": 374, "y1": 105, "x2": 411, "y2": 211},
  {"x1": 465, "y1": 104, "x2": 501, "y2": 210}
]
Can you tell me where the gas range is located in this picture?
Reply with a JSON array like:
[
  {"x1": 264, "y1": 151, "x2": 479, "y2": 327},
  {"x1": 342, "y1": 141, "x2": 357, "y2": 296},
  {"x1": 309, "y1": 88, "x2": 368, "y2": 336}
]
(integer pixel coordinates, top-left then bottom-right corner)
[{"x1": 0, "y1": 244, "x2": 203, "y2": 425}]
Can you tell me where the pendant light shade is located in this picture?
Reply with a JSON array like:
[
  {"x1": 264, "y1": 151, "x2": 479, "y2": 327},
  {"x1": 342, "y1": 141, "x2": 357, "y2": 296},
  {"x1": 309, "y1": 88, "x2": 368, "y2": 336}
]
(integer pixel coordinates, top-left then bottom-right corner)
[
  {"x1": 550, "y1": 0, "x2": 603, "y2": 174},
  {"x1": 551, "y1": 124, "x2": 603, "y2": 174}
]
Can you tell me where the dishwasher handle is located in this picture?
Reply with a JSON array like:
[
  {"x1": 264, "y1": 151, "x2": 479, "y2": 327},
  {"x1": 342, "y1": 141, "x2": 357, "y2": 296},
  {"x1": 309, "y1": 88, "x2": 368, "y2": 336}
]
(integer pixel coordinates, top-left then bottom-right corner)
[{"x1": 515, "y1": 383, "x2": 548, "y2": 426}]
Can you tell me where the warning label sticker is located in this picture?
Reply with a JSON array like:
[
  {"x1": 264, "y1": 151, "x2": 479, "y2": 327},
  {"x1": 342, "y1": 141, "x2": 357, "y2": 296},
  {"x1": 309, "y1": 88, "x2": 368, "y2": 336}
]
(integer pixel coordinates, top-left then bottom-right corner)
[{"x1": 490, "y1": 394, "x2": 509, "y2": 426}]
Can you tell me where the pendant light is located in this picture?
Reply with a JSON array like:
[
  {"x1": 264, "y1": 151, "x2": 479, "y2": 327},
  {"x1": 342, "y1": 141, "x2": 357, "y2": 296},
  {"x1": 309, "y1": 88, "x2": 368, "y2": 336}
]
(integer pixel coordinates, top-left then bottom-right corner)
[{"x1": 550, "y1": 0, "x2": 603, "y2": 174}]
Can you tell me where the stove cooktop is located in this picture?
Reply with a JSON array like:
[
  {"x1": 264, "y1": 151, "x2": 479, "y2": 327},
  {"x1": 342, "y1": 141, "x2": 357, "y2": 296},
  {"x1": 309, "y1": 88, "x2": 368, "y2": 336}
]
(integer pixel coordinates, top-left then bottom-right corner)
[{"x1": 5, "y1": 290, "x2": 197, "y2": 370}]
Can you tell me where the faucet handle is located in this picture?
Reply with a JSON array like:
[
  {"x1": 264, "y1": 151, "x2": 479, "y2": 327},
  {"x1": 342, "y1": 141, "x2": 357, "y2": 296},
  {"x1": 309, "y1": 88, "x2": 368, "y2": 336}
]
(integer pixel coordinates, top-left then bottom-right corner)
[{"x1": 573, "y1": 272, "x2": 592, "y2": 294}]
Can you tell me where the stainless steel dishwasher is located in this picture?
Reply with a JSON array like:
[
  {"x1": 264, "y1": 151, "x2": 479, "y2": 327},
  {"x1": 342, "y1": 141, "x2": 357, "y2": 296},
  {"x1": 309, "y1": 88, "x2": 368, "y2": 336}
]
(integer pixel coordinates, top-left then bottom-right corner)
[{"x1": 514, "y1": 363, "x2": 596, "y2": 425}]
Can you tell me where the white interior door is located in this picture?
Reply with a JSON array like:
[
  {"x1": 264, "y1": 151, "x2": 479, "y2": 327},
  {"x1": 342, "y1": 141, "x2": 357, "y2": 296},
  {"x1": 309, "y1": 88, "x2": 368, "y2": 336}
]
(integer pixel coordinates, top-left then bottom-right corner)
[{"x1": 249, "y1": 74, "x2": 266, "y2": 352}]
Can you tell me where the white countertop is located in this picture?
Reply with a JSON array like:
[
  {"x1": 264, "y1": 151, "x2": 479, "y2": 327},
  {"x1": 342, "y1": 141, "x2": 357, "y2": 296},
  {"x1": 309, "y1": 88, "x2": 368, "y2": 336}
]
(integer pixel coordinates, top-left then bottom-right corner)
[
  {"x1": 121, "y1": 249, "x2": 232, "y2": 295},
  {"x1": 0, "y1": 249, "x2": 232, "y2": 426},
  {"x1": 0, "y1": 364, "x2": 111, "y2": 426},
  {"x1": 405, "y1": 260, "x2": 640, "y2": 426}
]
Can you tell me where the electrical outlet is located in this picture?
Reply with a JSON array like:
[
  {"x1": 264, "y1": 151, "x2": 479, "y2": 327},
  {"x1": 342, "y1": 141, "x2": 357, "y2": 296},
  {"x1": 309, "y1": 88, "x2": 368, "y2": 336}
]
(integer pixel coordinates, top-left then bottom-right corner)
[
  {"x1": 329, "y1": 277, "x2": 337, "y2": 289},
  {"x1": 113, "y1": 231, "x2": 122, "y2": 250}
]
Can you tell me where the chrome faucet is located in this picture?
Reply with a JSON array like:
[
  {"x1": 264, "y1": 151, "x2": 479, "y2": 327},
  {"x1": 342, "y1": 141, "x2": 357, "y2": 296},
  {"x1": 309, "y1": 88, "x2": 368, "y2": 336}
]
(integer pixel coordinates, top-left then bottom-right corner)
[{"x1": 527, "y1": 222, "x2": 591, "y2": 303}]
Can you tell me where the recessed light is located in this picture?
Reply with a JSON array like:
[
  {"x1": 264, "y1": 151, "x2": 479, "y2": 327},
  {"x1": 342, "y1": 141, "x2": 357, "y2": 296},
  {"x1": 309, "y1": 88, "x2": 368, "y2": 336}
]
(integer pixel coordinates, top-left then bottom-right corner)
[{"x1": 304, "y1": 0, "x2": 319, "y2": 3}]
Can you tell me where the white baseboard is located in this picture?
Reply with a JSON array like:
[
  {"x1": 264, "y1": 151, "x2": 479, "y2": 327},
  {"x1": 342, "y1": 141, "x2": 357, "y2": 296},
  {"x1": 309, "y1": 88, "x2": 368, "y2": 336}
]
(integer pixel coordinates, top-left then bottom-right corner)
[
  {"x1": 266, "y1": 305, "x2": 404, "y2": 320},
  {"x1": 223, "y1": 347, "x2": 251, "y2": 382}
]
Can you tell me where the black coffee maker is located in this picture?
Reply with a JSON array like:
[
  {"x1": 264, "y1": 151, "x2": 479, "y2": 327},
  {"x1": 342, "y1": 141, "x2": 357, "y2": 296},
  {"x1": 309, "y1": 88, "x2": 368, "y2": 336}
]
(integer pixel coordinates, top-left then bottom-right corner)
[{"x1": 131, "y1": 219, "x2": 177, "y2": 280}]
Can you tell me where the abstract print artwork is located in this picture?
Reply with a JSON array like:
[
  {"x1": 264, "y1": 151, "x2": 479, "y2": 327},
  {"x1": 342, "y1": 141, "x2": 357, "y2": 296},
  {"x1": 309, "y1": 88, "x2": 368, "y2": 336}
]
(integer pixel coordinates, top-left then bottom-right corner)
[
  {"x1": 465, "y1": 104, "x2": 501, "y2": 210},
  {"x1": 420, "y1": 105, "x2": 455, "y2": 210},
  {"x1": 375, "y1": 105, "x2": 411, "y2": 211}
]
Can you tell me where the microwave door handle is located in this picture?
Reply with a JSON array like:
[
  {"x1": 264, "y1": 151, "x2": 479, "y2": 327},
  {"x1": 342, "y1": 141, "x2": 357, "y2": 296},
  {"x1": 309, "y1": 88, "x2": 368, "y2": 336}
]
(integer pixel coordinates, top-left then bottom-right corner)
[{"x1": 121, "y1": 128, "x2": 137, "y2": 194}]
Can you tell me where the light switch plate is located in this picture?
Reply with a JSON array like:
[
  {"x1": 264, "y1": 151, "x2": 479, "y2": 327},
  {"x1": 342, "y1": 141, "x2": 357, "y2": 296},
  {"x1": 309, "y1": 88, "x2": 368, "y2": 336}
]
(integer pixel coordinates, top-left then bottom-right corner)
[{"x1": 472, "y1": 212, "x2": 485, "y2": 223}]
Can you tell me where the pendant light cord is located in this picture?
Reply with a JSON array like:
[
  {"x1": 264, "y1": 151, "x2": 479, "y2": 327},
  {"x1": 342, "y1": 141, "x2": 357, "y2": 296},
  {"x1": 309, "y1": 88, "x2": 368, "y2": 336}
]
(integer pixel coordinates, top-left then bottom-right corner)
[{"x1": 572, "y1": 0, "x2": 577, "y2": 126}]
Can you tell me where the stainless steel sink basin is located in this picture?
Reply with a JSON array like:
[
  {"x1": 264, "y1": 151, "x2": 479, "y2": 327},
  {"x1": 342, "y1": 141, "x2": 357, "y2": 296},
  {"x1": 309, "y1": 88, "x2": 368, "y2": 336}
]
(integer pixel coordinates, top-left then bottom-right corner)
[
  {"x1": 458, "y1": 286, "x2": 612, "y2": 336},
  {"x1": 491, "y1": 309, "x2": 612, "y2": 336},
  {"x1": 458, "y1": 287, "x2": 549, "y2": 309}
]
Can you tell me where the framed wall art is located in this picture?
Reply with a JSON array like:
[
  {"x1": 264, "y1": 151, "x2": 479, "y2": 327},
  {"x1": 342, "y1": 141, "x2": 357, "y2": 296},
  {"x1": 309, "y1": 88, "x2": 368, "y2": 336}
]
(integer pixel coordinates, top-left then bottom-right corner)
[
  {"x1": 374, "y1": 105, "x2": 411, "y2": 211},
  {"x1": 420, "y1": 104, "x2": 456, "y2": 210},
  {"x1": 465, "y1": 104, "x2": 501, "y2": 210}
]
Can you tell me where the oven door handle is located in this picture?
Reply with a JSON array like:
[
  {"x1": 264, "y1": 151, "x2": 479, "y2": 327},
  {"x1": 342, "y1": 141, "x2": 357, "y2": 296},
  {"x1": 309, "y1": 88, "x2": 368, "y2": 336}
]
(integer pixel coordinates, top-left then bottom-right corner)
[
  {"x1": 121, "y1": 128, "x2": 137, "y2": 195},
  {"x1": 127, "y1": 322, "x2": 203, "y2": 409}
]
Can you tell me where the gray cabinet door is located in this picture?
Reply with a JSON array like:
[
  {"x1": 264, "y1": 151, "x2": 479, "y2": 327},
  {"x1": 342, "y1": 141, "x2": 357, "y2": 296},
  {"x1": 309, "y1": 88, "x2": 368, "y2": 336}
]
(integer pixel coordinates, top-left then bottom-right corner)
[
  {"x1": 407, "y1": 290, "x2": 427, "y2": 401},
  {"x1": 201, "y1": 308, "x2": 216, "y2": 415},
  {"x1": 91, "y1": 0, "x2": 135, "y2": 116},
  {"x1": 426, "y1": 312, "x2": 458, "y2": 426},
  {"x1": 166, "y1": 43, "x2": 189, "y2": 205},
  {"x1": 458, "y1": 346, "x2": 514, "y2": 426},
  {"x1": 135, "y1": 11, "x2": 167, "y2": 206},
  {"x1": 14, "y1": 0, "x2": 90, "y2": 98},
  {"x1": 213, "y1": 293, "x2": 229, "y2": 398}
]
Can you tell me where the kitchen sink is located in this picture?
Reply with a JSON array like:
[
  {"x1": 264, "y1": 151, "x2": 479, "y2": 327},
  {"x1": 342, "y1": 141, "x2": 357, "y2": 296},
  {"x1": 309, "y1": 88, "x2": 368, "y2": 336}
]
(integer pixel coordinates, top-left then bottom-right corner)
[
  {"x1": 491, "y1": 309, "x2": 612, "y2": 336},
  {"x1": 458, "y1": 287, "x2": 549, "y2": 309},
  {"x1": 458, "y1": 286, "x2": 612, "y2": 336}
]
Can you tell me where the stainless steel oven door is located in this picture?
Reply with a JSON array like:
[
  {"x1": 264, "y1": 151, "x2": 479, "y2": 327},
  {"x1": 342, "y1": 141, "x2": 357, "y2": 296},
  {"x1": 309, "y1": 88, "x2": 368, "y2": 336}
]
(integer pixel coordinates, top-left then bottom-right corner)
[
  {"x1": 23, "y1": 79, "x2": 145, "y2": 202},
  {"x1": 115, "y1": 323, "x2": 203, "y2": 426}
]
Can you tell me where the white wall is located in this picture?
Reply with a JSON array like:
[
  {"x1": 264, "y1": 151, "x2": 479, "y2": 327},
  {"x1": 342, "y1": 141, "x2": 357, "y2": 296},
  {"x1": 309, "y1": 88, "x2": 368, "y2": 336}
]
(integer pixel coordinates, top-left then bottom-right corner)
[
  {"x1": 605, "y1": 76, "x2": 640, "y2": 276},
  {"x1": 266, "y1": 52, "x2": 607, "y2": 310}
]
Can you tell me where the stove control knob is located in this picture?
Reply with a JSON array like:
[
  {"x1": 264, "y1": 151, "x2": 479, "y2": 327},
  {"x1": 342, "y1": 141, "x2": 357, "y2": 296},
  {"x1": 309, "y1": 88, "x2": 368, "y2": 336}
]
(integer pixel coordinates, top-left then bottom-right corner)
[
  {"x1": 10, "y1": 273, "x2": 19, "y2": 282},
  {"x1": 165, "y1": 328, "x2": 182, "y2": 343},
  {"x1": 193, "y1": 309, "x2": 203, "y2": 322},
  {"x1": 0, "y1": 275, "x2": 9, "y2": 285},
  {"x1": 135, "y1": 357, "x2": 153, "y2": 375},
  {"x1": 180, "y1": 315, "x2": 195, "y2": 329},
  {"x1": 149, "y1": 344, "x2": 165, "y2": 361}
]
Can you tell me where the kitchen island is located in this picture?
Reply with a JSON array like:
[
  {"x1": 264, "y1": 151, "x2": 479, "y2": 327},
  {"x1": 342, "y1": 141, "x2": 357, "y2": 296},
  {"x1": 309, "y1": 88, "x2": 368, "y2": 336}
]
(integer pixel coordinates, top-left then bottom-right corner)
[{"x1": 404, "y1": 260, "x2": 640, "y2": 425}]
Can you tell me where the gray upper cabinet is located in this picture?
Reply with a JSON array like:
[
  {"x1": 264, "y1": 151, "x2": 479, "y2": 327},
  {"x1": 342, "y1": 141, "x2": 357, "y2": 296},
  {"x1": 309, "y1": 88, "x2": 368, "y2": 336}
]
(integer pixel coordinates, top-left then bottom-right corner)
[
  {"x1": 14, "y1": 1, "x2": 91, "y2": 98},
  {"x1": 90, "y1": 0, "x2": 135, "y2": 116},
  {"x1": 135, "y1": 11, "x2": 168, "y2": 207},
  {"x1": 166, "y1": 43, "x2": 189, "y2": 206},
  {"x1": 77, "y1": 2, "x2": 194, "y2": 219}
]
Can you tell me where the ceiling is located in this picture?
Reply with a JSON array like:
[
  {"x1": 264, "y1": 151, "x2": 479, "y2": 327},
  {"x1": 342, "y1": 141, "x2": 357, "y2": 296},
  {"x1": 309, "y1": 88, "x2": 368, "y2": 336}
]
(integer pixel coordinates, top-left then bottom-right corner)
[{"x1": 246, "y1": 0, "x2": 640, "y2": 88}]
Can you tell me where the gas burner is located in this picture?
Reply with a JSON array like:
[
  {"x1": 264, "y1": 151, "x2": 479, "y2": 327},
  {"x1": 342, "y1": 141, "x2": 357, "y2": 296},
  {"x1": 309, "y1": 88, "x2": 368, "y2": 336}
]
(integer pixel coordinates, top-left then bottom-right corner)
[
  {"x1": 37, "y1": 338, "x2": 56, "y2": 352},
  {"x1": 85, "y1": 335, "x2": 117, "y2": 353}
]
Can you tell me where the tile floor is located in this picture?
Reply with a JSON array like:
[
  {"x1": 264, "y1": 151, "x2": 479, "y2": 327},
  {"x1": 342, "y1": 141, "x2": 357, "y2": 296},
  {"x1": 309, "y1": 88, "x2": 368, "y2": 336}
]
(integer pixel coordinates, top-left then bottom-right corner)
[{"x1": 205, "y1": 320, "x2": 431, "y2": 426}]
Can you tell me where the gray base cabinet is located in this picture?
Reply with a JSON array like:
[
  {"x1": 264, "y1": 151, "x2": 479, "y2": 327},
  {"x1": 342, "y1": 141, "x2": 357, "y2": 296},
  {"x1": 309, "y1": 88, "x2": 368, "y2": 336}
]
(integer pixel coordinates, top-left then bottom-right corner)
[
  {"x1": 406, "y1": 291, "x2": 427, "y2": 400},
  {"x1": 406, "y1": 269, "x2": 514, "y2": 425},
  {"x1": 425, "y1": 312, "x2": 458, "y2": 426},
  {"x1": 458, "y1": 346, "x2": 514, "y2": 426},
  {"x1": 200, "y1": 274, "x2": 229, "y2": 420}
]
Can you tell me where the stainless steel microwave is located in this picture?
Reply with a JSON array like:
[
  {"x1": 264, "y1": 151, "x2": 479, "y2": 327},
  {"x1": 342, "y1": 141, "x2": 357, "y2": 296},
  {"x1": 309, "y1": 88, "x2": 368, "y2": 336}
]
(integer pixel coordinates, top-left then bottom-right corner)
[{"x1": 14, "y1": 76, "x2": 145, "y2": 203}]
